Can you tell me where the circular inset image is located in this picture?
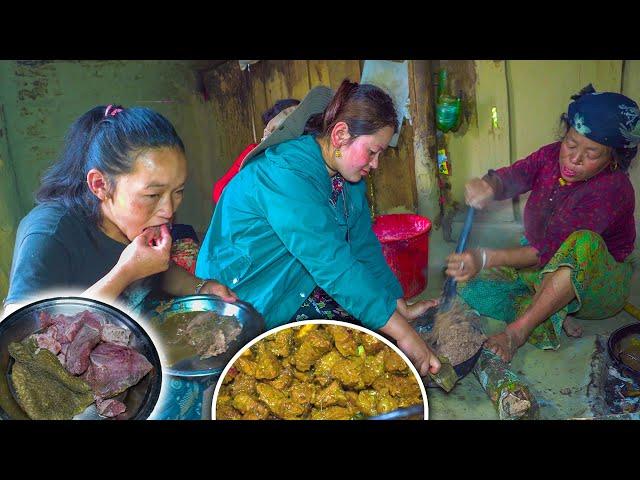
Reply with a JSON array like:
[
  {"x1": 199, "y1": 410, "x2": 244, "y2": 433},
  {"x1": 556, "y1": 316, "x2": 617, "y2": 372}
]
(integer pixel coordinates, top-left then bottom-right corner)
[
  {"x1": 212, "y1": 320, "x2": 428, "y2": 420},
  {"x1": 0, "y1": 296, "x2": 162, "y2": 420}
]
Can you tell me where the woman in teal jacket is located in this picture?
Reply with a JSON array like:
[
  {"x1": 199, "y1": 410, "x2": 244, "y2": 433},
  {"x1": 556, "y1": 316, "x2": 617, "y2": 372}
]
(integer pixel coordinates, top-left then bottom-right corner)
[{"x1": 196, "y1": 81, "x2": 440, "y2": 376}]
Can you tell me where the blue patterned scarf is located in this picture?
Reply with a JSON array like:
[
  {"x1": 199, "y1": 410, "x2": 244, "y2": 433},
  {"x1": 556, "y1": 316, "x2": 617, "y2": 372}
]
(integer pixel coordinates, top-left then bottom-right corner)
[{"x1": 567, "y1": 84, "x2": 640, "y2": 150}]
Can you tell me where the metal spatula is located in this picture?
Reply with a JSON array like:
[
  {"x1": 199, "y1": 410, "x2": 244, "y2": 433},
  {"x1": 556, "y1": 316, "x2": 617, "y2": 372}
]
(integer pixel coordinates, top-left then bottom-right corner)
[
  {"x1": 414, "y1": 207, "x2": 477, "y2": 390},
  {"x1": 416, "y1": 206, "x2": 476, "y2": 327}
]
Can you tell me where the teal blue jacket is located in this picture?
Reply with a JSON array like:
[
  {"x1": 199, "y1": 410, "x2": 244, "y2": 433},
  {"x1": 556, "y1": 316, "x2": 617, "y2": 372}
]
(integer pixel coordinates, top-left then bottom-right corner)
[{"x1": 195, "y1": 135, "x2": 403, "y2": 330}]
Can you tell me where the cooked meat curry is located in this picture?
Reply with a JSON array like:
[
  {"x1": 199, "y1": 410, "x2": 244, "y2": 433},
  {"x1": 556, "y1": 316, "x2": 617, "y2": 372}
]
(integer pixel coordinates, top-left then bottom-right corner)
[{"x1": 216, "y1": 324, "x2": 423, "y2": 420}]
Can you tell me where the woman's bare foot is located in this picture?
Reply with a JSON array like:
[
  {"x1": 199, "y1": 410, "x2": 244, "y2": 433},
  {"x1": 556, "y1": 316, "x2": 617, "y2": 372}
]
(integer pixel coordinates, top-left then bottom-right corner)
[
  {"x1": 562, "y1": 316, "x2": 583, "y2": 338},
  {"x1": 484, "y1": 326, "x2": 526, "y2": 362}
]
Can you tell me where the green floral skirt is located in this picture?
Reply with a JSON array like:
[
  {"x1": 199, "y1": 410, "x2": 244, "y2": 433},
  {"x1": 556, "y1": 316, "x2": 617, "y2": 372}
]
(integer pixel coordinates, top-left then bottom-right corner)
[{"x1": 458, "y1": 230, "x2": 633, "y2": 350}]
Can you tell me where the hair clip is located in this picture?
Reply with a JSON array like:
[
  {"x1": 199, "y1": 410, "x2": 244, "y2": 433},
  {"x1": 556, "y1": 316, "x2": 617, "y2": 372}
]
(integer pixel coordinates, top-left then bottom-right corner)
[{"x1": 105, "y1": 104, "x2": 123, "y2": 117}]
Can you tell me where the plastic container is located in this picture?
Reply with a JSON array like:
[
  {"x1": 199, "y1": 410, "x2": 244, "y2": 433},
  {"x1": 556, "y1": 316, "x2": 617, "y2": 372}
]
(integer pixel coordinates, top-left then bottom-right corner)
[{"x1": 372, "y1": 214, "x2": 431, "y2": 298}]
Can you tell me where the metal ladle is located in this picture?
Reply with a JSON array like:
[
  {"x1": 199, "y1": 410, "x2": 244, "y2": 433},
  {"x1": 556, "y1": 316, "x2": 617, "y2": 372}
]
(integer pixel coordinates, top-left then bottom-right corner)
[{"x1": 414, "y1": 206, "x2": 481, "y2": 385}]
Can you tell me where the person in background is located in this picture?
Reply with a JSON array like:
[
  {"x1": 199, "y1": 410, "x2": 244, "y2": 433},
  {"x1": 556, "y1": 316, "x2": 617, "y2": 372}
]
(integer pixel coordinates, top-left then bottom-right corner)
[
  {"x1": 169, "y1": 100, "x2": 302, "y2": 286},
  {"x1": 212, "y1": 98, "x2": 300, "y2": 204}
]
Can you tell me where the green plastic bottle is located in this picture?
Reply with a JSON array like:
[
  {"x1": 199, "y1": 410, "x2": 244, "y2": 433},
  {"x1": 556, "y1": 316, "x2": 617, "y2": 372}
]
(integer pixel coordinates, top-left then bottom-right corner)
[{"x1": 436, "y1": 69, "x2": 462, "y2": 133}]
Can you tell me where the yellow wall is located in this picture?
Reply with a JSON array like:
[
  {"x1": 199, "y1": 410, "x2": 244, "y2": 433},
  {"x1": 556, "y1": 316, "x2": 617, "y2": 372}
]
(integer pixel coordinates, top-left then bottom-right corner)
[
  {"x1": 507, "y1": 60, "x2": 622, "y2": 161},
  {"x1": 446, "y1": 60, "x2": 513, "y2": 222},
  {"x1": 447, "y1": 60, "x2": 630, "y2": 222}
]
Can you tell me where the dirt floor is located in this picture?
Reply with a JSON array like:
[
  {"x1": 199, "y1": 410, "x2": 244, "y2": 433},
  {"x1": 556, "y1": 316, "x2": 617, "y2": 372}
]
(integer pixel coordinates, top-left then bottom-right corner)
[{"x1": 418, "y1": 219, "x2": 640, "y2": 420}]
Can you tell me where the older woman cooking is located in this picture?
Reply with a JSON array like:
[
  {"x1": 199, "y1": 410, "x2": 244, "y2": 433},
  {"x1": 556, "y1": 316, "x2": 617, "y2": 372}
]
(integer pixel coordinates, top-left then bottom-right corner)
[{"x1": 446, "y1": 85, "x2": 639, "y2": 362}]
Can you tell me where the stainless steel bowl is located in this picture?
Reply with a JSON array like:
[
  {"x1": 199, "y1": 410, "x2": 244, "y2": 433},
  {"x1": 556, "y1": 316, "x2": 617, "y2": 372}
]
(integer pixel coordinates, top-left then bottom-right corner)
[
  {"x1": 0, "y1": 297, "x2": 162, "y2": 420},
  {"x1": 145, "y1": 295, "x2": 265, "y2": 378}
]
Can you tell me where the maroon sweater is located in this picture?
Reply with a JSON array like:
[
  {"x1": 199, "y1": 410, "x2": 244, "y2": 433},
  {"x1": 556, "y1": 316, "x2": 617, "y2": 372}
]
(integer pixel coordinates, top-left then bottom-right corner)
[{"x1": 484, "y1": 142, "x2": 636, "y2": 266}]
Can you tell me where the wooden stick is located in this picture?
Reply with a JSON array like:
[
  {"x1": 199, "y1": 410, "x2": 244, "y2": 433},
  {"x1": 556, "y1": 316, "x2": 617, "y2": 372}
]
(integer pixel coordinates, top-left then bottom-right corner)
[{"x1": 623, "y1": 302, "x2": 640, "y2": 321}]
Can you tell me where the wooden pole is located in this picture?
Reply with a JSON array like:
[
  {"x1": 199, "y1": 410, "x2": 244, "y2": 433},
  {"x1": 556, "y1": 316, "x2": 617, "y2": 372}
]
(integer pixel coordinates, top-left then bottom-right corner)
[
  {"x1": 473, "y1": 348, "x2": 540, "y2": 420},
  {"x1": 408, "y1": 60, "x2": 440, "y2": 223}
]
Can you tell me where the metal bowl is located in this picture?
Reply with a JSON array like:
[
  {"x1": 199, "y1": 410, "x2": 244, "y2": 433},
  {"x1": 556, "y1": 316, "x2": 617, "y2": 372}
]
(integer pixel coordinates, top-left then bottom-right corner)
[
  {"x1": 608, "y1": 322, "x2": 640, "y2": 381},
  {"x1": 414, "y1": 311, "x2": 483, "y2": 389},
  {"x1": 145, "y1": 295, "x2": 265, "y2": 378},
  {"x1": 0, "y1": 297, "x2": 162, "y2": 420}
]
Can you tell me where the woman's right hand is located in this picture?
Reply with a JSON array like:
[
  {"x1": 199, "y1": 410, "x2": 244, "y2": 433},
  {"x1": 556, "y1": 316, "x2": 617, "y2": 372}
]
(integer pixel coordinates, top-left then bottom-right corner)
[
  {"x1": 116, "y1": 224, "x2": 172, "y2": 283},
  {"x1": 446, "y1": 249, "x2": 483, "y2": 282},
  {"x1": 397, "y1": 329, "x2": 441, "y2": 377},
  {"x1": 465, "y1": 177, "x2": 495, "y2": 209},
  {"x1": 380, "y1": 312, "x2": 441, "y2": 377}
]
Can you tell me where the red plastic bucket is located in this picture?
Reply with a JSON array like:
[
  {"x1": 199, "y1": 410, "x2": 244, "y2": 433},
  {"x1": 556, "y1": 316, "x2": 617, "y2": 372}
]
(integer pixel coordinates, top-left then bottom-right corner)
[{"x1": 372, "y1": 213, "x2": 431, "y2": 298}]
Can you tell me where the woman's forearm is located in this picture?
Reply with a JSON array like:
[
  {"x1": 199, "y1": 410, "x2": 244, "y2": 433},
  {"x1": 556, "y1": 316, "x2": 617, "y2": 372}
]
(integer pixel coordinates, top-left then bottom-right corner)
[
  {"x1": 379, "y1": 310, "x2": 414, "y2": 342},
  {"x1": 380, "y1": 309, "x2": 440, "y2": 376},
  {"x1": 84, "y1": 261, "x2": 203, "y2": 303},
  {"x1": 161, "y1": 262, "x2": 200, "y2": 296},
  {"x1": 83, "y1": 263, "x2": 135, "y2": 302},
  {"x1": 485, "y1": 246, "x2": 540, "y2": 270}
]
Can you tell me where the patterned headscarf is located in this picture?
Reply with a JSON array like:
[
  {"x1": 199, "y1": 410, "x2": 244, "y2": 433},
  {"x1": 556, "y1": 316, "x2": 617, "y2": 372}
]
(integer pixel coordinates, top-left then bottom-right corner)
[{"x1": 567, "y1": 84, "x2": 640, "y2": 150}]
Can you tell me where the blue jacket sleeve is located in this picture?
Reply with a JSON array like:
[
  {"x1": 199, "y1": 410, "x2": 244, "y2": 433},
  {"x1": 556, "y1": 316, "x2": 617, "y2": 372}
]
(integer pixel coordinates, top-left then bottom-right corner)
[{"x1": 254, "y1": 167, "x2": 397, "y2": 330}]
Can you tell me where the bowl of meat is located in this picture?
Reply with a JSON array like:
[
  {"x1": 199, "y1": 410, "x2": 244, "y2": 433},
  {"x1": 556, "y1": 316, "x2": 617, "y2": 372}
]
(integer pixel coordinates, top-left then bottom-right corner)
[
  {"x1": 146, "y1": 295, "x2": 265, "y2": 378},
  {"x1": 213, "y1": 320, "x2": 427, "y2": 420},
  {"x1": 0, "y1": 297, "x2": 162, "y2": 420}
]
